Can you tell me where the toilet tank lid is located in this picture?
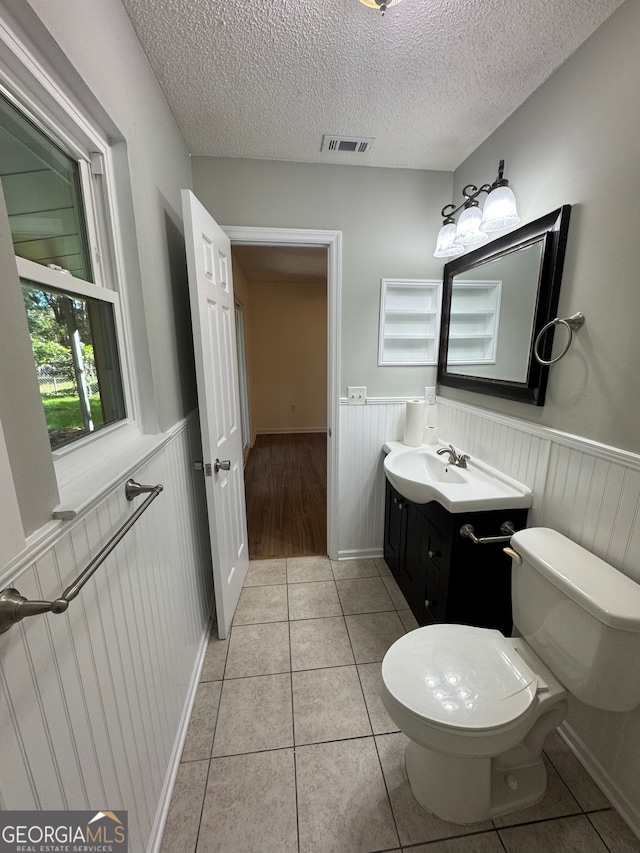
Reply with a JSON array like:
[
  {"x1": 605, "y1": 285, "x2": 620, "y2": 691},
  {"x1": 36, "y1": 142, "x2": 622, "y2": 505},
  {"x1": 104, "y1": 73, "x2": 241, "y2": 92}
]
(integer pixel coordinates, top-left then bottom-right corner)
[{"x1": 511, "y1": 528, "x2": 640, "y2": 633}]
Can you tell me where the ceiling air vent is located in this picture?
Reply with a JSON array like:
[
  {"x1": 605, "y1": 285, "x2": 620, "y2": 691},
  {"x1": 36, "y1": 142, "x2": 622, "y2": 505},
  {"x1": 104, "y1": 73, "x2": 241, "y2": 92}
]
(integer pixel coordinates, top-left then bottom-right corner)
[{"x1": 321, "y1": 135, "x2": 375, "y2": 154}]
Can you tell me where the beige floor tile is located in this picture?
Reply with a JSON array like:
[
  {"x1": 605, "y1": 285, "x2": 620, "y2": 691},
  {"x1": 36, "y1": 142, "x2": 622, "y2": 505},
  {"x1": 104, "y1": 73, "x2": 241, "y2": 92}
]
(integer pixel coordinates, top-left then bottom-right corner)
[
  {"x1": 357, "y1": 662, "x2": 399, "y2": 734},
  {"x1": 544, "y1": 730, "x2": 610, "y2": 811},
  {"x1": 290, "y1": 616, "x2": 354, "y2": 670},
  {"x1": 408, "y1": 831, "x2": 505, "y2": 852},
  {"x1": 382, "y1": 574, "x2": 411, "y2": 609},
  {"x1": 336, "y1": 576, "x2": 395, "y2": 615},
  {"x1": 345, "y1": 610, "x2": 406, "y2": 663},
  {"x1": 588, "y1": 809, "x2": 640, "y2": 853},
  {"x1": 197, "y1": 749, "x2": 297, "y2": 853},
  {"x1": 224, "y1": 621, "x2": 290, "y2": 678},
  {"x1": 331, "y1": 558, "x2": 379, "y2": 580},
  {"x1": 375, "y1": 732, "x2": 492, "y2": 846},
  {"x1": 212, "y1": 673, "x2": 293, "y2": 756},
  {"x1": 398, "y1": 608, "x2": 419, "y2": 632},
  {"x1": 296, "y1": 737, "x2": 400, "y2": 853},
  {"x1": 287, "y1": 555, "x2": 333, "y2": 583},
  {"x1": 288, "y1": 580, "x2": 342, "y2": 619},
  {"x1": 492, "y1": 755, "x2": 582, "y2": 828},
  {"x1": 200, "y1": 629, "x2": 228, "y2": 682},
  {"x1": 180, "y1": 681, "x2": 222, "y2": 762},
  {"x1": 159, "y1": 759, "x2": 208, "y2": 853},
  {"x1": 374, "y1": 557, "x2": 392, "y2": 577},
  {"x1": 499, "y1": 814, "x2": 609, "y2": 853},
  {"x1": 233, "y1": 584, "x2": 288, "y2": 625},
  {"x1": 293, "y1": 665, "x2": 372, "y2": 744},
  {"x1": 244, "y1": 558, "x2": 287, "y2": 586}
]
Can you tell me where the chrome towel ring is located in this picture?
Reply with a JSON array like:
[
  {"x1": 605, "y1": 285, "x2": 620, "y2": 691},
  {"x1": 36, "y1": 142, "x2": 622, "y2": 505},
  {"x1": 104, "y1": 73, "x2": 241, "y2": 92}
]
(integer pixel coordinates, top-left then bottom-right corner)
[{"x1": 534, "y1": 312, "x2": 585, "y2": 365}]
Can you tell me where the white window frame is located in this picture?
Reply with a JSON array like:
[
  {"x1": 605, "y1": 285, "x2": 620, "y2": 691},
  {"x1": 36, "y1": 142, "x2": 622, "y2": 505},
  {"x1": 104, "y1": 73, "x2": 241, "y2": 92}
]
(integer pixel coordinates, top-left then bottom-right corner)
[{"x1": 0, "y1": 15, "x2": 144, "y2": 512}]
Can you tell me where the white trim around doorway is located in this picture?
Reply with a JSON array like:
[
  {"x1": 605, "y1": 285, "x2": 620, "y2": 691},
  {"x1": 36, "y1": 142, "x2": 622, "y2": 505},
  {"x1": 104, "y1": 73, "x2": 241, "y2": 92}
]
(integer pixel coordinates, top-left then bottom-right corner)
[{"x1": 223, "y1": 226, "x2": 342, "y2": 561}]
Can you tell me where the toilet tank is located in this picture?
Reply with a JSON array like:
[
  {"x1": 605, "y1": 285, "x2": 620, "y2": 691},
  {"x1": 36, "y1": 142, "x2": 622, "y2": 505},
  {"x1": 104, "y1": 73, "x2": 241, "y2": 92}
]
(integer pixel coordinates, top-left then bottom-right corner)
[{"x1": 510, "y1": 527, "x2": 640, "y2": 712}]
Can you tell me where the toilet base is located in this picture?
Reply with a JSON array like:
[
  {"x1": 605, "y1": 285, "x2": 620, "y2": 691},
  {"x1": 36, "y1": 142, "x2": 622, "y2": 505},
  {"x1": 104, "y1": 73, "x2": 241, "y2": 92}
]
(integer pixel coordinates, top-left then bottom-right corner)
[{"x1": 405, "y1": 740, "x2": 548, "y2": 824}]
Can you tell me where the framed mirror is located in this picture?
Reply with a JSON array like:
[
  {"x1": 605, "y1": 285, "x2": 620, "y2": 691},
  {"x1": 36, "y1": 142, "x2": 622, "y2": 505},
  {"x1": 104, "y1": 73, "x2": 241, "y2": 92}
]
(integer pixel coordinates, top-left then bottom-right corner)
[{"x1": 437, "y1": 205, "x2": 571, "y2": 406}]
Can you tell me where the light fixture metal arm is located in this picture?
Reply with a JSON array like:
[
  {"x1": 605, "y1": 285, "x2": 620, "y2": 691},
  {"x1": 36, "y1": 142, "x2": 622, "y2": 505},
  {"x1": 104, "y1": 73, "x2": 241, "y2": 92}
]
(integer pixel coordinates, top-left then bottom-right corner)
[
  {"x1": 440, "y1": 183, "x2": 493, "y2": 220},
  {"x1": 439, "y1": 160, "x2": 508, "y2": 221}
]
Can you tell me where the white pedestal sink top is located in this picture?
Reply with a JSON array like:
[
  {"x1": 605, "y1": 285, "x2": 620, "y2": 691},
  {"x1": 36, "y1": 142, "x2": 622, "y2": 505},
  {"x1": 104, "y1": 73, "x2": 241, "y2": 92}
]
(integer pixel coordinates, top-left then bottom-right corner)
[{"x1": 383, "y1": 441, "x2": 532, "y2": 512}]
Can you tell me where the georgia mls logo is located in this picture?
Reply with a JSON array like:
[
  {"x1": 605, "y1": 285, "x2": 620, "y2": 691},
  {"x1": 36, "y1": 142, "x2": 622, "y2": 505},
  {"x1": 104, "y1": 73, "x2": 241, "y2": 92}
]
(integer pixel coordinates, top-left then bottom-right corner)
[{"x1": 0, "y1": 810, "x2": 128, "y2": 852}]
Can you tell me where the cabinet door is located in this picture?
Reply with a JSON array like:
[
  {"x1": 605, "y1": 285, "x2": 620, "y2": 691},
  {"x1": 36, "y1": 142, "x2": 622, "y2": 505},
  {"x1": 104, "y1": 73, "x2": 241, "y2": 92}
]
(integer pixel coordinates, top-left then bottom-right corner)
[
  {"x1": 384, "y1": 480, "x2": 428, "y2": 623},
  {"x1": 384, "y1": 479, "x2": 406, "y2": 580},
  {"x1": 404, "y1": 503, "x2": 430, "y2": 623}
]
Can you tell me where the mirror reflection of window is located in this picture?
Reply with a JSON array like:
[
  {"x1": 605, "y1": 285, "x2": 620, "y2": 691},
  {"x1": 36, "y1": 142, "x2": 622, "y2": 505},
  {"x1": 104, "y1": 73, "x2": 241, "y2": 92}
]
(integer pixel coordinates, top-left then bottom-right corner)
[{"x1": 446, "y1": 240, "x2": 544, "y2": 383}]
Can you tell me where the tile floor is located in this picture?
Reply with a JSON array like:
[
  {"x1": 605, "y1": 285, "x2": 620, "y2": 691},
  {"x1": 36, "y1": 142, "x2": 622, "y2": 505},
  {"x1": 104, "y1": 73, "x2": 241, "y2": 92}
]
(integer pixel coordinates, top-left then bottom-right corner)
[{"x1": 160, "y1": 556, "x2": 640, "y2": 853}]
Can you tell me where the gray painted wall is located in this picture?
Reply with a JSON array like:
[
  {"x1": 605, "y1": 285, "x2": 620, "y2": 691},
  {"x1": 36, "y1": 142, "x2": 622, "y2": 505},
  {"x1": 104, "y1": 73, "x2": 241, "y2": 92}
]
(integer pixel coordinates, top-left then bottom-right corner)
[{"x1": 447, "y1": 0, "x2": 640, "y2": 453}]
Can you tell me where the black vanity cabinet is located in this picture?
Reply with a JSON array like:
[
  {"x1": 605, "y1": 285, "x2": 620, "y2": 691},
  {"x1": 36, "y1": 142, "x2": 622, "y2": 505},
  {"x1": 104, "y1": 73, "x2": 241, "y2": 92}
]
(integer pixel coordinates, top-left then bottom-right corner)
[{"x1": 384, "y1": 478, "x2": 528, "y2": 635}]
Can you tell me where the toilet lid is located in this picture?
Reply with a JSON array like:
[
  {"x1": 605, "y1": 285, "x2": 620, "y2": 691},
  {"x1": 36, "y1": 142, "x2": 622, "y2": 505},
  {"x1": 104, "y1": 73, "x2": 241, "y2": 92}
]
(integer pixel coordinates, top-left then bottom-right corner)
[{"x1": 382, "y1": 624, "x2": 538, "y2": 731}]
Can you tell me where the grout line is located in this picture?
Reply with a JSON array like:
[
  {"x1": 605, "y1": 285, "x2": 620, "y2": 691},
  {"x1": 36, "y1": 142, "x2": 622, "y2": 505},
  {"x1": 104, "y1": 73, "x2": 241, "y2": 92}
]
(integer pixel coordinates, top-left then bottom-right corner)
[
  {"x1": 585, "y1": 810, "x2": 616, "y2": 853},
  {"x1": 190, "y1": 628, "x2": 229, "y2": 853},
  {"x1": 165, "y1": 558, "x2": 625, "y2": 853},
  {"x1": 286, "y1": 558, "x2": 302, "y2": 853}
]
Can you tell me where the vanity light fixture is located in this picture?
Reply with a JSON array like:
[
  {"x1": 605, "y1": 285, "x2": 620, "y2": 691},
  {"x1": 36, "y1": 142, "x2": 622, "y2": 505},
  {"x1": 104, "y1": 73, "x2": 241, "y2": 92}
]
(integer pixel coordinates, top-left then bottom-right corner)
[
  {"x1": 358, "y1": 0, "x2": 402, "y2": 16},
  {"x1": 434, "y1": 160, "x2": 520, "y2": 258}
]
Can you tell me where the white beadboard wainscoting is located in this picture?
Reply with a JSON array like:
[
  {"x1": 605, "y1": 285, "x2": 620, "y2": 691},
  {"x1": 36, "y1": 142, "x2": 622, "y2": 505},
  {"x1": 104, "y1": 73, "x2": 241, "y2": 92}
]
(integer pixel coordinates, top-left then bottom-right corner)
[
  {"x1": 338, "y1": 394, "x2": 640, "y2": 836},
  {"x1": 0, "y1": 414, "x2": 213, "y2": 853}
]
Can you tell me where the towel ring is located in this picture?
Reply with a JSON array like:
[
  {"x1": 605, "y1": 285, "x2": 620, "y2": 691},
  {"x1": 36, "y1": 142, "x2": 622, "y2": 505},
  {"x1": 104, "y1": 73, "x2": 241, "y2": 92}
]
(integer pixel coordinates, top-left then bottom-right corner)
[{"x1": 534, "y1": 312, "x2": 585, "y2": 365}]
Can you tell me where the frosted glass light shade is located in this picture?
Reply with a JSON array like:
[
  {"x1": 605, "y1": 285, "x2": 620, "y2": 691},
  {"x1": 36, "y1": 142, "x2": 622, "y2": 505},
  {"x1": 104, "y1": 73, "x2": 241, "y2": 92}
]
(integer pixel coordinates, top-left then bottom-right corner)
[
  {"x1": 455, "y1": 205, "x2": 489, "y2": 246},
  {"x1": 480, "y1": 185, "x2": 520, "y2": 232},
  {"x1": 359, "y1": 0, "x2": 402, "y2": 8},
  {"x1": 434, "y1": 222, "x2": 464, "y2": 258}
]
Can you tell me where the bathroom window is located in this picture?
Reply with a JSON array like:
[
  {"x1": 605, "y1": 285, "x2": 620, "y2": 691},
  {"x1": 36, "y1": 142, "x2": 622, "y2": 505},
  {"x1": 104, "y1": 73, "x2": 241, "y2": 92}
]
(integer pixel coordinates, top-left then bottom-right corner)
[{"x1": 0, "y1": 88, "x2": 129, "y2": 452}]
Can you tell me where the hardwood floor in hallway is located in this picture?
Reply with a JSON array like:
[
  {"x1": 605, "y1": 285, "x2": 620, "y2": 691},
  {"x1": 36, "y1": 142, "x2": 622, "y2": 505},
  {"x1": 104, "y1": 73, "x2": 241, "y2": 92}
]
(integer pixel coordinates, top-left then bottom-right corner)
[{"x1": 244, "y1": 432, "x2": 327, "y2": 559}]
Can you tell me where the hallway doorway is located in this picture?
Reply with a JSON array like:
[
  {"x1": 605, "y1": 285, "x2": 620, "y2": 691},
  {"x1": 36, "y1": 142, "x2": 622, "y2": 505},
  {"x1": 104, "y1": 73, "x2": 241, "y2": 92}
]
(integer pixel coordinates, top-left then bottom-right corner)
[{"x1": 227, "y1": 229, "x2": 340, "y2": 558}]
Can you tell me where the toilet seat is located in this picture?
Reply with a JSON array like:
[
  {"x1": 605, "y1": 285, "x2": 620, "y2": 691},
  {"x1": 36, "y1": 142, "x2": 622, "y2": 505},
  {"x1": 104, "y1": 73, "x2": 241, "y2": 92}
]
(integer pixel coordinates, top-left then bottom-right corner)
[{"x1": 382, "y1": 624, "x2": 539, "y2": 732}]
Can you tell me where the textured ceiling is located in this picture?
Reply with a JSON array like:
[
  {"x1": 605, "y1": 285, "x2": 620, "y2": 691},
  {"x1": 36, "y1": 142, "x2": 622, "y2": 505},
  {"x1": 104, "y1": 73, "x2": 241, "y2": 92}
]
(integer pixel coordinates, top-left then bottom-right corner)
[{"x1": 120, "y1": 0, "x2": 625, "y2": 170}]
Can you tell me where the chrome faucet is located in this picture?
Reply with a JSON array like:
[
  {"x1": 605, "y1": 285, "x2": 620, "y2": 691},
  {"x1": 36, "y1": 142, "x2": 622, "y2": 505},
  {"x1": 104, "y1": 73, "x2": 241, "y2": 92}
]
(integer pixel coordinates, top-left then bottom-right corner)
[{"x1": 436, "y1": 444, "x2": 470, "y2": 469}]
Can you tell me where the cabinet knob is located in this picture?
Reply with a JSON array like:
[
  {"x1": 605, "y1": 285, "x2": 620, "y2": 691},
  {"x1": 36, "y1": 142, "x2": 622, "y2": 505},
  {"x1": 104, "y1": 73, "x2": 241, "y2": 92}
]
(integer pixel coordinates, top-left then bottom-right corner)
[
  {"x1": 427, "y1": 550, "x2": 441, "y2": 559},
  {"x1": 425, "y1": 599, "x2": 430, "y2": 607}
]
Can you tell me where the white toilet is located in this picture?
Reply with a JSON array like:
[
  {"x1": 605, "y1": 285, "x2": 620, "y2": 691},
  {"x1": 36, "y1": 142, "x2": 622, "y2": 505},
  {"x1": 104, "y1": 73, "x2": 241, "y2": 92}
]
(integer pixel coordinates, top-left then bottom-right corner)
[{"x1": 381, "y1": 527, "x2": 640, "y2": 824}]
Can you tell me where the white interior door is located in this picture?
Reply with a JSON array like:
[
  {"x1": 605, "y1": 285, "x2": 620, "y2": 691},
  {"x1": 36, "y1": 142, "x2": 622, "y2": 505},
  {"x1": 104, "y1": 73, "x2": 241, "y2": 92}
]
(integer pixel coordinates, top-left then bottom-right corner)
[{"x1": 182, "y1": 190, "x2": 249, "y2": 639}]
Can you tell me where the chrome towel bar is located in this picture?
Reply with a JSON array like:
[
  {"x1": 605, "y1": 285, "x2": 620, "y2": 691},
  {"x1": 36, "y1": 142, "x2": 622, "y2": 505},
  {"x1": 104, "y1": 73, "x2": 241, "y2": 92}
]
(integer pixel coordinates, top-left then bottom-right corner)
[
  {"x1": 460, "y1": 521, "x2": 515, "y2": 545},
  {"x1": 0, "y1": 479, "x2": 163, "y2": 635}
]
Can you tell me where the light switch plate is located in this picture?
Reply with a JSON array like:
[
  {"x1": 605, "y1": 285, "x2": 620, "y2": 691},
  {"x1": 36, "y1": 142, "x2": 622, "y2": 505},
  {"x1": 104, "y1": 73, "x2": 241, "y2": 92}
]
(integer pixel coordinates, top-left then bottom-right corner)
[{"x1": 347, "y1": 386, "x2": 367, "y2": 405}]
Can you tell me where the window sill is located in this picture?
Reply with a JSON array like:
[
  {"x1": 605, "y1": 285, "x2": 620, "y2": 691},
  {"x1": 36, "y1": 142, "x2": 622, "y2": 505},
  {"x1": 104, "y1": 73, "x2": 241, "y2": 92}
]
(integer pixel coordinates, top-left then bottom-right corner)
[{"x1": 53, "y1": 423, "x2": 166, "y2": 520}]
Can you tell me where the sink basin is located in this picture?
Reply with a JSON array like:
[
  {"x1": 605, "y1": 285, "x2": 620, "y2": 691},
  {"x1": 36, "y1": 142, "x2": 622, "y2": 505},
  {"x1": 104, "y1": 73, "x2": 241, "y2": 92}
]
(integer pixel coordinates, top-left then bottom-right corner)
[{"x1": 383, "y1": 441, "x2": 532, "y2": 512}]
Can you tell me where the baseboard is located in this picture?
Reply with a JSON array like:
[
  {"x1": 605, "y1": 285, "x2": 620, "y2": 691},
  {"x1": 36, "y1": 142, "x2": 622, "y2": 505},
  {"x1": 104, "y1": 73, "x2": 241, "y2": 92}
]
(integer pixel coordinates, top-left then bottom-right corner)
[
  {"x1": 146, "y1": 610, "x2": 215, "y2": 853},
  {"x1": 337, "y1": 548, "x2": 384, "y2": 561},
  {"x1": 558, "y1": 722, "x2": 640, "y2": 840},
  {"x1": 255, "y1": 427, "x2": 328, "y2": 435}
]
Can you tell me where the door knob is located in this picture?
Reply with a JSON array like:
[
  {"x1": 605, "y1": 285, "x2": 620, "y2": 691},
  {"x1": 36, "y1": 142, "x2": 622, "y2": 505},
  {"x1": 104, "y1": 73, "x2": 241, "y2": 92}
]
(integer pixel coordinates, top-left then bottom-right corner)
[{"x1": 214, "y1": 458, "x2": 231, "y2": 473}]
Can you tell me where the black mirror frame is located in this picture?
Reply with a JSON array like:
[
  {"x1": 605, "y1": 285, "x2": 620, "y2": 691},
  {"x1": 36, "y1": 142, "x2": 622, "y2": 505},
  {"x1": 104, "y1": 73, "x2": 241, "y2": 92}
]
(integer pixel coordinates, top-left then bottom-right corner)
[{"x1": 437, "y1": 205, "x2": 572, "y2": 406}]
